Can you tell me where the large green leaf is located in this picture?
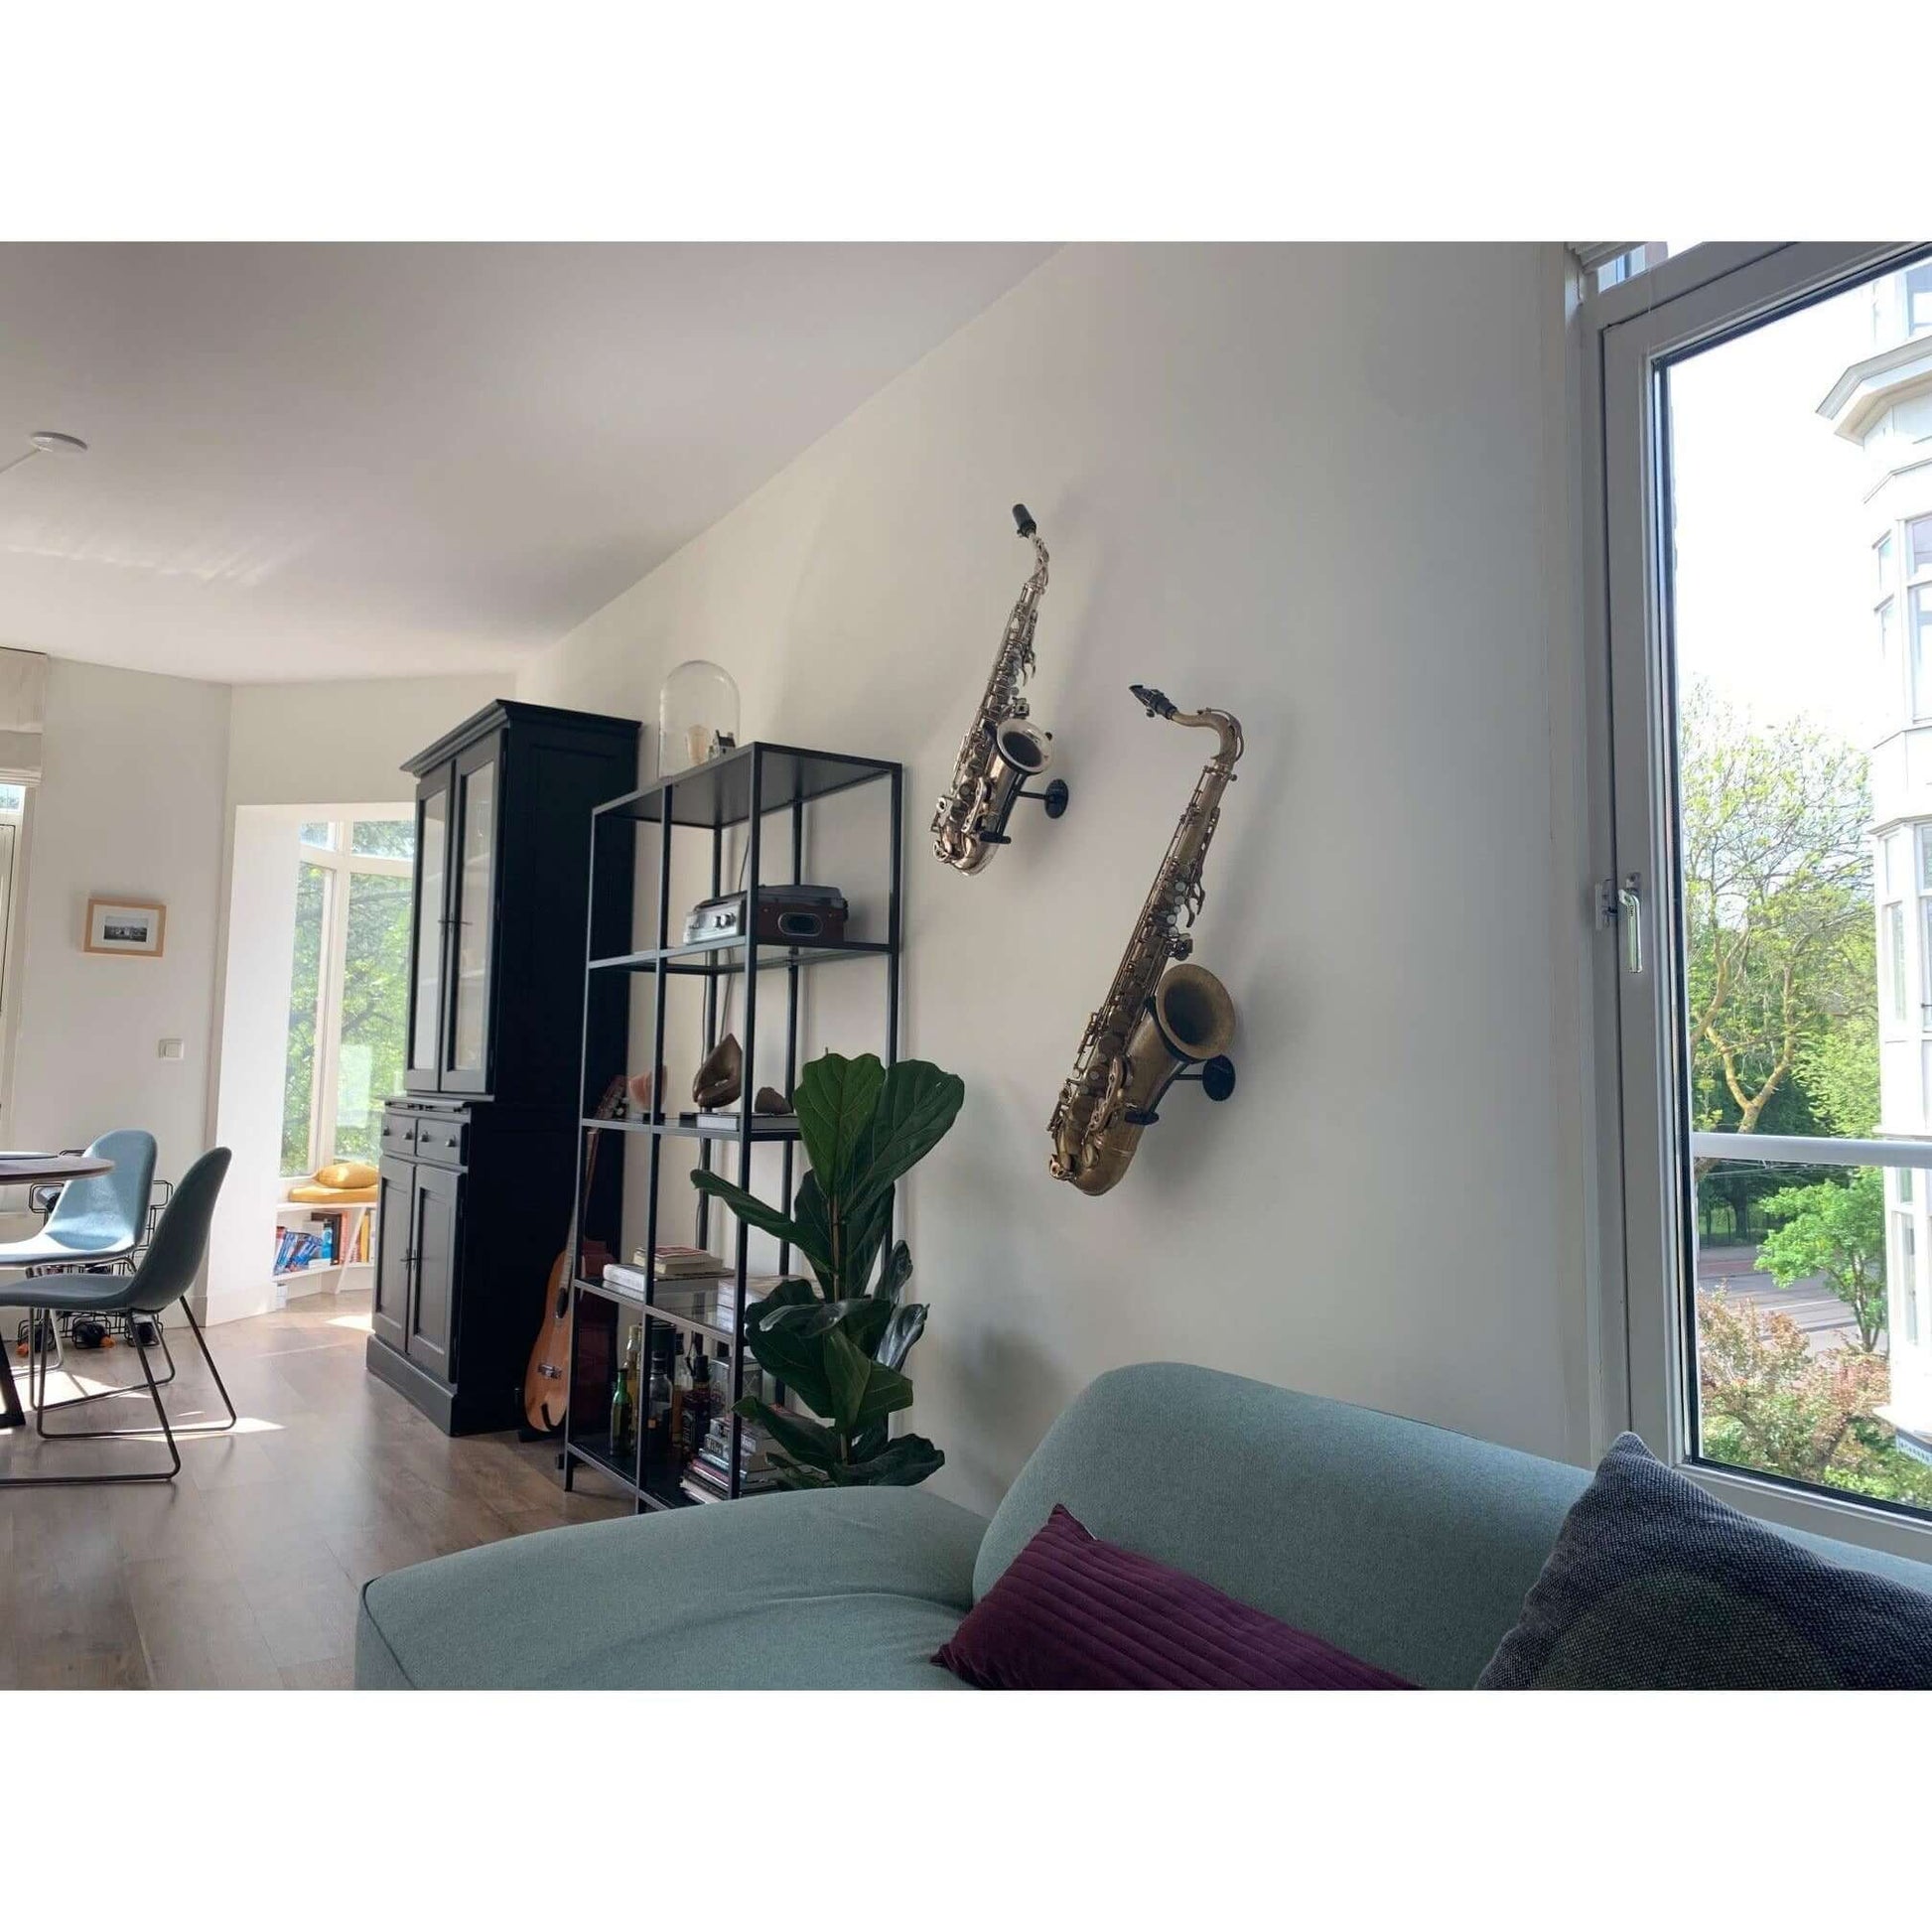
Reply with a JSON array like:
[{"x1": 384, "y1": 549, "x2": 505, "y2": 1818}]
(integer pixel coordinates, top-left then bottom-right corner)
[
  {"x1": 839, "y1": 1180, "x2": 895, "y2": 1299},
  {"x1": 740, "y1": 1279, "x2": 837, "y2": 1417},
  {"x1": 873, "y1": 1300, "x2": 927, "y2": 1372},
  {"x1": 821, "y1": 1323, "x2": 871, "y2": 1433},
  {"x1": 763, "y1": 1456, "x2": 831, "y2": 1491},
  {"x1": 836, "y1": 1435, "x2": 945, "y2": 1487},
  {"x1": 689, "y1": 1169, "x2": 827, "y2": 1273},
  {"x1": 820, "y1": 1325, "x2": 914, "y2": 1433},
  {"x1": 790, "y1": 1172, "x2": 837, "y2": 1298},
  {"x1": 793, "y1": 1051, "x2": 885, "y2": 1199},
  {"x1": 842, "y1": 1062, "x2": 965, "y2": 1228},
  {"x1": 874, "y1": 1240, "x2": 912, "y2": 1305},
  {"x1": 758, "y1": 1296, "x2": 892, "y2": 1357}
]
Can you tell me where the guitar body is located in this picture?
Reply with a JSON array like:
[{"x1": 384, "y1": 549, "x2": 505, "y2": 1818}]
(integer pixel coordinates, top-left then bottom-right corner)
[
  {"x1": 522, "y1": 1250, "x2": 576, "y2": 1433},
  {"x1": 523, "y1": 1076, "x2": 627, "y2": 1436}
]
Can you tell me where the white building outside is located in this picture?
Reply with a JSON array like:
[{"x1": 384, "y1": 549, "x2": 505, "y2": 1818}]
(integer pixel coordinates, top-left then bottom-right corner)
[{"x1": 1820, "y1": 258, "x2": 1932, "y2": 1458}]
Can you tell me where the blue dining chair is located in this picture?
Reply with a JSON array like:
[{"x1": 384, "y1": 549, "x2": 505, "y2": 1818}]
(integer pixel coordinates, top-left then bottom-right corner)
[
  {"x1": 1, "y1": 1148, "x2": 233, "y2": 1486},
  {"x1": 0, "y1": 1128, "x2": 158, "y2": 1386},
  {"x1": 0, "y1": 1127, "x2": 157, "y2": 1271}
]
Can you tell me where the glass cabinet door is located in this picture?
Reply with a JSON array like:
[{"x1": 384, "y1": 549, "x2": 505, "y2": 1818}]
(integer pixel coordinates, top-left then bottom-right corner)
[
  {"x1": 404, "y1": 766, "x2": 451, "y2": 1090},
  {"x1": 444, "y1": 739, "x2": 498, "y2": 1092}
]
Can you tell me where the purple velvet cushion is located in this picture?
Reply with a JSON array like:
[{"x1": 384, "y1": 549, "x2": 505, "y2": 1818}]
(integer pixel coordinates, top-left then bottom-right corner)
[{"x1": 933, "y1": 1505, "x2": 1415, "y2": 1691}]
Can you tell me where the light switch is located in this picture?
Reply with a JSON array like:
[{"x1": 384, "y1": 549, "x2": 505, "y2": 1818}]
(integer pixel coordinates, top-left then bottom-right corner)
[{"x1": 158, "y1": 1037, "x2": 184, "y2": 1061}]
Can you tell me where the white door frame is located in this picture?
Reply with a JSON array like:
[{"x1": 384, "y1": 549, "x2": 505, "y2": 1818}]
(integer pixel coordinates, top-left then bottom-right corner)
[{"x1": 1592, "y1": 239, "x2": 1932, "y2": 1563}]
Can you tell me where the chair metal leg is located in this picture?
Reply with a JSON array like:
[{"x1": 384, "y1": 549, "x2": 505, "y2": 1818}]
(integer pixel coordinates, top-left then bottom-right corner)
[
  {"x1": 31, "y1": 1313, "x2": 177, "y2": 1430},
  {"x1": 31, "y1": 1303, "x2": 233, "y2": 1441},
  {"x1": 0, "y1": 1330, "x2": 181, "y2": 1486},
  {"x1": 178, "y1": 1301, "x2": 237, "y2": 1434}
]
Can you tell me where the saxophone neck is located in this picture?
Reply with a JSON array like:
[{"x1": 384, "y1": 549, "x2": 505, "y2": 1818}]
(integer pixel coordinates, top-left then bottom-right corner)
[{"x1": 1130, "y1": 685, "x2": 1243, "y2": 768}]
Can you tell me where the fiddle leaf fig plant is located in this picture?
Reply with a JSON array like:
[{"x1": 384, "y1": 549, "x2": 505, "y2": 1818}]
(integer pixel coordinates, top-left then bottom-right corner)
[{"x1": 690, "y1": 1051, "x2": 964, "y2": 1489}]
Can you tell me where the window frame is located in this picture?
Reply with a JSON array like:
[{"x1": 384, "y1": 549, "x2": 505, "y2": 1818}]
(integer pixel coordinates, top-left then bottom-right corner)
[
  {"x1": 283, "y1": 817, "x2": 413, "y2": 1178},
  {"x1": 1588, "y1": 239, "x2": 1932, "y2": 1565}
]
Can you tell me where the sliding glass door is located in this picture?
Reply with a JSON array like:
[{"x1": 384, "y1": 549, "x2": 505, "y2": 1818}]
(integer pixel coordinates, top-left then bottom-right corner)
[{"x1": 1600, "y1": 242, "x2": 1932, "y2": 1554}]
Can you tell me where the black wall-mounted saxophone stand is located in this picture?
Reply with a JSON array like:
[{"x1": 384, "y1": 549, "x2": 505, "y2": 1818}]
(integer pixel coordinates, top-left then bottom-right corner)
[{"x1": 1130, "y1": 1054, "x2": 1236, "y2": 1127}]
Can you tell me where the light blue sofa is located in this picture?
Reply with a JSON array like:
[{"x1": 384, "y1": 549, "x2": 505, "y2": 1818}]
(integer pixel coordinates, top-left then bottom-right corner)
[{"x1": 353, "y1": 1362, "x2": 1932, "y2": 1689}]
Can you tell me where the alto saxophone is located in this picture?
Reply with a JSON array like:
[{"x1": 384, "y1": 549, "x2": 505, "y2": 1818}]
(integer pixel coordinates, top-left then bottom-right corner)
[
  {"x1": 1048, "y1": 685, "x2": 1243, "y2": 1196},
  {"x1": 931, "y1": 504, "x2": 1064, "y2": 874}
]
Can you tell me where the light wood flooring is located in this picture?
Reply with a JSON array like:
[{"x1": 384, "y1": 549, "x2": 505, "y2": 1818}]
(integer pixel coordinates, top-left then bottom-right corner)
[{"x1": 0, "y1": 1285, "x2": 627, "y2": 1689}]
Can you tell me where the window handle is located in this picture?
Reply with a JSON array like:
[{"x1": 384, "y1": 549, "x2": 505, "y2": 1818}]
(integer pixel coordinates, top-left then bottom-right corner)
[{"x1": 1617, "y1": 874, "x2": 1643, "y2": 974}]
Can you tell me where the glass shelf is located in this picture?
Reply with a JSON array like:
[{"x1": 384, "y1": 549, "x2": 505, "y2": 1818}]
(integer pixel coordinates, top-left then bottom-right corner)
[
  {"x1": 588, "y1": 935, "x2": 893, "y2": 976},
  {"x1": 580, "y1": 1115, "x2": 802, "y2": 1142},
  {"x1": 594, "y1": 741, "x2": 895, "y2": 830},
  {"x1": 575, "y1": 1275, "x2": 744, "y2": 1349},
  {"x1": 566, "y1": 1430, "x2": 640, "y2": 1495}
]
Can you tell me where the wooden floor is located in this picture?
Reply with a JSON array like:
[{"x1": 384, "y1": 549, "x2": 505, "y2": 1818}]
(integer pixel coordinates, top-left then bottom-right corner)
[{"x1": 0, "y1": 1285, "x2": 627, "y2": 1689}]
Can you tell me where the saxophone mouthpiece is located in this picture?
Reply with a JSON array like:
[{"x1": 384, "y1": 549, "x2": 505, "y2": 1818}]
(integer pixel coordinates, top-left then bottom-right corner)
[
  {"x1": 1013, "y1": 503, "x2": 1037, "y2": 539},
  {"x1": 1130, "y1": 684, "x2": 1174, "y2": 719}
]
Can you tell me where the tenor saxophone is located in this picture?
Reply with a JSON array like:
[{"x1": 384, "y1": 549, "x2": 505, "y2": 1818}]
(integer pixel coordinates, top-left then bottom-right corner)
[
  {"x1": 931, "y1": 504, "x2": 1060, "y2": 873},
  {"x1": 1048, "y1": 685, "x2": 1243, "y2": 1195}
]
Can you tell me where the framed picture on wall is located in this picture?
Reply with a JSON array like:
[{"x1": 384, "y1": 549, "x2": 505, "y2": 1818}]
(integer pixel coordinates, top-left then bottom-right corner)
[{"x1": 84, "y1": 897, "x2": 167, "y2": 957}]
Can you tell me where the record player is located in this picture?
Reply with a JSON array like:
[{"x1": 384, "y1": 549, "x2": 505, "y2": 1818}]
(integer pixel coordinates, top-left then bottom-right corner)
[{"x1": 683, "y1": 885, "x2": 849, "y2": 946}]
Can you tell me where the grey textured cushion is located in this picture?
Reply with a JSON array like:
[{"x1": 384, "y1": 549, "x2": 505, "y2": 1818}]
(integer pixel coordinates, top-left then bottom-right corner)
[
  {"x1": 356, "y1": 1485, "x2": 986, "y2": 1689},
  {"x1": 978, "y1": 1363, "x2": 1596, "y2": 1690},
  {"x1": 1478, "y1": 1435, "x2": 1932, "y2": 1689}
]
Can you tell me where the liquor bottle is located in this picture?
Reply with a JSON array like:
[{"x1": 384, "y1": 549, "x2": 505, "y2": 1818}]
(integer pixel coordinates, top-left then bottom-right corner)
[
  {"x1": 668, "y1": 1332, "x2": 688, "y2": 1453},
  {"x1": 682, "y1": 1342, "x2": 715, "y2": 1459},
  {"x1": 643, "y1": 1326, "x2": 674, "y2": 1462},
  {"x1": 610, "y1": 1323, "x2": 639, "y2": 1454}
]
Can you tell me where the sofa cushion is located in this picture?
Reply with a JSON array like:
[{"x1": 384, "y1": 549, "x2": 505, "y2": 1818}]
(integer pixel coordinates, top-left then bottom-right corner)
[
  {"x1": 935, "y1": 1503, "x2": 1414, "y2": 1690},
  {"x1": 977, "y1": 1363, "x2": 1595, "y2": 1689},
  {"x1": 355, "y1": 1485, "x2": 987, "y2": 1690},
  {"x1": 1477, "y1": 1435, "x2": 1932, "y2": 1689}
]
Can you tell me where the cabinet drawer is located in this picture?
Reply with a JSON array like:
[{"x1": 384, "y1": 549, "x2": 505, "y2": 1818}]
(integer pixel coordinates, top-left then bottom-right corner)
[
  {"x1": 378, "y1": 1112, "x2": 418, "y2": 1158},
  {"x1": 413, "y1": 1115, "x2": 469, "y2": 1168}
]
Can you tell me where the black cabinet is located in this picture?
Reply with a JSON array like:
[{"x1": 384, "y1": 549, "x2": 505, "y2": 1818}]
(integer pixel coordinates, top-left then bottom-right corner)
[{"x1": 367, "y1": 699, "x2": 638, "y2": 1435}]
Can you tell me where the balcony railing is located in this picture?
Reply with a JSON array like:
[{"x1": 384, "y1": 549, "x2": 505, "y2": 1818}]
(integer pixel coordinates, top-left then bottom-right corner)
[{"x1": 1692, "y1": 1132, "x2": 1932, "y2": 1172}]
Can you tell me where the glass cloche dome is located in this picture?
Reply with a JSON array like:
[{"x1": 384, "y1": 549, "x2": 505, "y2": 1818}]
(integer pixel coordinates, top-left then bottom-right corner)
[{"x1": 657, "y1": 660, "x2": 740, "y2": 776}]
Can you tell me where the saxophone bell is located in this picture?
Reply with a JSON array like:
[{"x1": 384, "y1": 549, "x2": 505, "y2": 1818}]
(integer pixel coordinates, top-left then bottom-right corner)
[
  {"x1": 1063, "y1": 964, "x2": 1237, "y2": 1195},
  {"x1": 951, "y1": 717, "x2": 1058, "y2": 874}
]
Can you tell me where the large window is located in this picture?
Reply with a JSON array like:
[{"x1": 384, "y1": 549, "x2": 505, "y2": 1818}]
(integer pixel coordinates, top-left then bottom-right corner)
[
  {"x1": 281, "y1": 817, "x2": 414, "y2": 1176},
  {"x1": 1601, "y1": 243, "x2": 1932, "y2": 1556}
]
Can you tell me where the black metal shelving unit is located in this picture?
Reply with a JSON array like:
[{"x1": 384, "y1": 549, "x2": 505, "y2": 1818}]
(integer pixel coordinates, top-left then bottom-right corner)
[{"x1": 560, "y1": 741, "x2": 902, "y2": 1512}]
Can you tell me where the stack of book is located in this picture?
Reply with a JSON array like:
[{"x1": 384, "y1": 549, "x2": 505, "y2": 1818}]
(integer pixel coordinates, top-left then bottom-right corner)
[
  {"x1": 274, "y1": 1227, "x2": 329, "y2": 1275},
  {"x1": 648, "y1": 1245, "x2": 730, "y2": 1280},
  {"x1": 679, "y1": 1110, "x2": 801, "y2": 1135},
  {"x1": 681, "y1": 1409, "x2": 782, "y2": 1504}
]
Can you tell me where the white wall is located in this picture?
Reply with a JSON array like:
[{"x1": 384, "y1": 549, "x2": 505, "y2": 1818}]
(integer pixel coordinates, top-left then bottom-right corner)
[
  {"x1": 225, "y1": 675, "x2": 501, "y2": 810},
  {"x1": 7, "y1": 657, "x2": 229, "y2": 1190},
  {"x1": 205, "y1": 807, "x2": 304, "y2": 1323},
  {"x1": 519, "y1": 243, "x2": 1593, "y2": 1514}
]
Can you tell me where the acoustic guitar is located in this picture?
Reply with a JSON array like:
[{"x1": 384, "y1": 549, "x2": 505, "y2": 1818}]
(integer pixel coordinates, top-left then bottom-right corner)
[{"x1": 522, "y1": 1075, "x2": 626, "y2": 1434}]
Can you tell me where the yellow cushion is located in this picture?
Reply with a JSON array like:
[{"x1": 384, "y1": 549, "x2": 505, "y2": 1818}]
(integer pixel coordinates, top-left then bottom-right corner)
[
  {"x1": 315, "y1": 1161, "x2": 378, "y2": 1190},
  {"x1": 288, "y1": 1182, "x2": 378, "y2": 1204}
]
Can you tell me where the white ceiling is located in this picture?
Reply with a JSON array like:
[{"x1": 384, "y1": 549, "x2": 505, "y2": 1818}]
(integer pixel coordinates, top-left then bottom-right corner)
[{"x1": 0, "y1": 242, "x2": 1054, "y2": 685}]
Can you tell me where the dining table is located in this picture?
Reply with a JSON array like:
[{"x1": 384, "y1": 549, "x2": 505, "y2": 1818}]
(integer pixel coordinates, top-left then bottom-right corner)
[{"x1": 0, "y1": 1152, "x2": 115, "y2": 1430}]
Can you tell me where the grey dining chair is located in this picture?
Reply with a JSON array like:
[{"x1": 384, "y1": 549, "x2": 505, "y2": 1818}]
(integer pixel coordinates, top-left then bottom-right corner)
[
  {"x1": 0, "y1": 1128, "x2": 159, "y2": 1381},
  {"x1": 1, "y1": 1147, "x2": 234, "y2": 1487}
]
